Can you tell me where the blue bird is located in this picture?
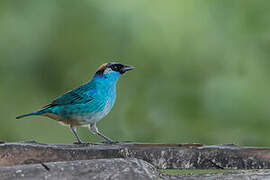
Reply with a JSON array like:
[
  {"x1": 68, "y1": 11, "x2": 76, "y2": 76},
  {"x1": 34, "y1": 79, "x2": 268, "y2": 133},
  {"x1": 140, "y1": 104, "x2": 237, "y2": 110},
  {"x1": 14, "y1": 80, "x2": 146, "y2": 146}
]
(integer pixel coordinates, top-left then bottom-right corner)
[{"x1": 16, "y1": 62, "x2": 134, "y2": 144}]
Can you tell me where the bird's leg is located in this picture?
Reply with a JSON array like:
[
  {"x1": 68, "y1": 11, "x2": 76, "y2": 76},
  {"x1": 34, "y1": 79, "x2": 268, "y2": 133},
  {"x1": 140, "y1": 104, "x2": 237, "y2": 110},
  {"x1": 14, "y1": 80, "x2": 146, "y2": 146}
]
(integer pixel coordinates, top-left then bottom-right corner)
[
  {"x1": 70, "y1": 126, "x2": 83, "y2": 144},
  {"x1": 89, "y1": 123, "x2": 114, "y2": 143}
]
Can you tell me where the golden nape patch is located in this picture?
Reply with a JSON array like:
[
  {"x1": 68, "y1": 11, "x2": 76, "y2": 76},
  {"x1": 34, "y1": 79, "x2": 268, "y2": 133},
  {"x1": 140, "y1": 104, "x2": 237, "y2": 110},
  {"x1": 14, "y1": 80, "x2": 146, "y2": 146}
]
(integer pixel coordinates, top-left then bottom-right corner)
[{"x1": 97, "y1": 63, "x2": 108, "y2": 71}]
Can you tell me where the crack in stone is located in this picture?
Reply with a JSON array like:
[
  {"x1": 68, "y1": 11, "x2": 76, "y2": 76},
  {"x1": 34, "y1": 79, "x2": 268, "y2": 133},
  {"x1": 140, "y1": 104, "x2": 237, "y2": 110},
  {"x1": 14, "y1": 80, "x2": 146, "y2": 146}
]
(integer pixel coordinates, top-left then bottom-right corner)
[
  {"x1": 208, "y1": 159, "x2": 224, "y2": 169},
  {"x1": 41, "y1": 163, "x2": 50, "y2": 171}
]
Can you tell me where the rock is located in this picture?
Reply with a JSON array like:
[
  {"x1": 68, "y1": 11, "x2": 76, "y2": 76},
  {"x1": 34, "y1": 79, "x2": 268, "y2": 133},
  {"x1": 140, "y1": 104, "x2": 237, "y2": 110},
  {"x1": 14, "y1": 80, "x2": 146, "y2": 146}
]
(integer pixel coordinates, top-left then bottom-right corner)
[
  {"x1": 1, "y1": 142, "x2": 270, "y2": 169},
  {"x1": 0, "y1": 158, "x2": 162, "y2": 180},
  {"x1": 2, "y1": 158, "x2": 270, "y2": 180}
]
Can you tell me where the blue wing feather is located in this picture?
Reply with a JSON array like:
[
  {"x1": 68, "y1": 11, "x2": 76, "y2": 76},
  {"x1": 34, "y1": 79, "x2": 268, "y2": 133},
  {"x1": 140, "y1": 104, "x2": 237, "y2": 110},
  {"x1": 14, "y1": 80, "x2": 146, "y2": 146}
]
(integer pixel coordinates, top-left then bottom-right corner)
[{"x1": 44, "y1": 82, "x2": 96, "y2": 108}]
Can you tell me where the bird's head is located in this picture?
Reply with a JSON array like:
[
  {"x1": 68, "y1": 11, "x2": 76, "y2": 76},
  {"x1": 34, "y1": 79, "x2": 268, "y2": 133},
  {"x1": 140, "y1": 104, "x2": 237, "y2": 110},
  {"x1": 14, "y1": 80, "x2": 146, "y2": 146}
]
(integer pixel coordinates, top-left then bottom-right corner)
[{"x1": 95, "y1": 62, "x2": 135, "y2": 78}]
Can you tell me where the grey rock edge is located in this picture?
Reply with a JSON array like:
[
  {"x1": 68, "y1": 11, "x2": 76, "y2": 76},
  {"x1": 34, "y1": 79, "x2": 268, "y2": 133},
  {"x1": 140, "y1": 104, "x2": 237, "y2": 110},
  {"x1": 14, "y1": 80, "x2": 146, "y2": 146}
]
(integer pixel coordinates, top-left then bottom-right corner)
[
  {"x1": 0, "y1": 158, "x2": 162, "y2": 180},
  {"x1": 1, "y1": 142, "x2": 270, "y2": 169},
  {"x1": 2, "y1": 158, "x2": 270, "y2": 180}
]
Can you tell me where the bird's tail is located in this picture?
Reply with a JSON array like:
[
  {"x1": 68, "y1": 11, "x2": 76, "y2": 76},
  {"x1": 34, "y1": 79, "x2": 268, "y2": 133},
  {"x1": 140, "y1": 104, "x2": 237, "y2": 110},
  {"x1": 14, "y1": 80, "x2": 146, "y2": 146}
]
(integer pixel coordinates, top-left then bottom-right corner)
[{"x1": 16, "y1": 111, "x2": 44, "y2": 119}]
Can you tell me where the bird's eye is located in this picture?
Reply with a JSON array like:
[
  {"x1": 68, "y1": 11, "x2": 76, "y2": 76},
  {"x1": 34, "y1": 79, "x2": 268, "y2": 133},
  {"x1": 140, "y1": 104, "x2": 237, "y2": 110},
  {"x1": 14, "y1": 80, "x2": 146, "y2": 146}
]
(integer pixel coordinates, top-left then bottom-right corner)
[{"x1": 111, "y1": 65, "x2": 118, "y2": 71}]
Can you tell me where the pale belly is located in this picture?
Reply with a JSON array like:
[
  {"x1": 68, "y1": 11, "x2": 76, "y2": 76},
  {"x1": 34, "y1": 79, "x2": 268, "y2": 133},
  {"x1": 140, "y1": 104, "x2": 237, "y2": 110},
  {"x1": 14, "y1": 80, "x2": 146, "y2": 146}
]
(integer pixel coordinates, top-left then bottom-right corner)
[{"x1": 43, "y1": 100, "x2": 113, "y2": 126}]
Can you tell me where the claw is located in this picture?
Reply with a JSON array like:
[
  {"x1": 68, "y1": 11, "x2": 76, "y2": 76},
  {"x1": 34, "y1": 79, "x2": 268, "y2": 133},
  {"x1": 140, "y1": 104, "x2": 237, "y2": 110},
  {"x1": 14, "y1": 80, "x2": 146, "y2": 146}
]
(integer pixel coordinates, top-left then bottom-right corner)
[
  {"x1": 73, "y1": 141, "x2": 83, "y2": 145},
  {"x1": 101, "y1": 140, "x2": 119, "y2": 144}
]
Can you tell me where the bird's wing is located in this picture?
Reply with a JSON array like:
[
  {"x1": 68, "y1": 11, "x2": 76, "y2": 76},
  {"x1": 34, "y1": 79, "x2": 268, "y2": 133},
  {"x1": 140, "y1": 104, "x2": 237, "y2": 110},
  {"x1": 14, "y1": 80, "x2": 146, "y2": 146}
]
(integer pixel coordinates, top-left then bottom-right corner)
[{"x1": 43, "y1": 83, "x2": 96, "y2": 108}]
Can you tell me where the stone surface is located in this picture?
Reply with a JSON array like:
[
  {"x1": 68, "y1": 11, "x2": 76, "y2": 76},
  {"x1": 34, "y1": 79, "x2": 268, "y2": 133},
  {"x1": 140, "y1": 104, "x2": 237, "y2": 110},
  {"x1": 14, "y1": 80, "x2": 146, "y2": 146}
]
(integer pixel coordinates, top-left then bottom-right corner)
[
  {"x1": 2, "y1": 142, "x2": 270, "y2": 179},
  {"x1": 2, "y1": 158, "x2": 270, "y2": 180},
  {"x1": 0, "y1": 158, "x2": 161, "y2": 180},
  {"x1": 1, "y1": 142, "x2": 270, "y2": 170},
  {"x1": 1, "y1": 142, "x2": 270, "y2": 169}
]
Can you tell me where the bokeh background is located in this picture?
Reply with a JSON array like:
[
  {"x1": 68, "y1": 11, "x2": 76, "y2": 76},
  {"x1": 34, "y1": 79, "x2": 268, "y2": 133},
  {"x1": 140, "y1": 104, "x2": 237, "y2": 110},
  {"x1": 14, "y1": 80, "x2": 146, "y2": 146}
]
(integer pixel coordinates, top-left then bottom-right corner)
[{"x1": 1, "y1": 0, "x2": 270, "y2": 146}]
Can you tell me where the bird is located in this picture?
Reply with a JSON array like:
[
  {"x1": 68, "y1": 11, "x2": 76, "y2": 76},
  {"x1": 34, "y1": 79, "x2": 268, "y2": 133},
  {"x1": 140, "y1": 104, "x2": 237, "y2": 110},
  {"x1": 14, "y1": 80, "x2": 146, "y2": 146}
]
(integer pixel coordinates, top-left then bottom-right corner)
[{"x1": 16, "y1": 62, "x2": 134, "y2": 144}]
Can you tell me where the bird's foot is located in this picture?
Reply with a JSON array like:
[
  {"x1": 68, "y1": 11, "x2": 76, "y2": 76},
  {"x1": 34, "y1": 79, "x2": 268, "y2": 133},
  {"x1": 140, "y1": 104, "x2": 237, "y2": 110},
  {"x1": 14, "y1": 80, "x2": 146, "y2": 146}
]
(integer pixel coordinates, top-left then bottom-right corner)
[
  {"x1": 101, "y1": 140, "x2": 120, "y2": 144},
  {"x1": 102, "y1": 140, "x2": 134, "y2": 144},
  {"x1": 23, "y1": 140, "x2": 38, "y2": 144},
  {"x1": 73, "y1": 141, "x2": 98, "y2": 146},
  {"x1": 118, "y1": 140, "x2": 134, "y2": 143},
  {"x1": 73, "y1": 141, "x2": 85, "y2": 145}
]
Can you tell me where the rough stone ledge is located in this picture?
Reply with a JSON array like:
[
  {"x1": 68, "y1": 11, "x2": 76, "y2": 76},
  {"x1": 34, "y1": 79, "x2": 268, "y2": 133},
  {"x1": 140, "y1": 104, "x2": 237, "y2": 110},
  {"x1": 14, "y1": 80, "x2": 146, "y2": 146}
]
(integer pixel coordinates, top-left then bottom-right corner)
[
  {"x1": 1, "y1": 158, "x2": 270, "y2": 180},
  {"x1": 1, "y1": 141, "x2": 270, "y2": 169},
  {"x1": 0, "y1": 158, "x2": 161, "y2": 180}
]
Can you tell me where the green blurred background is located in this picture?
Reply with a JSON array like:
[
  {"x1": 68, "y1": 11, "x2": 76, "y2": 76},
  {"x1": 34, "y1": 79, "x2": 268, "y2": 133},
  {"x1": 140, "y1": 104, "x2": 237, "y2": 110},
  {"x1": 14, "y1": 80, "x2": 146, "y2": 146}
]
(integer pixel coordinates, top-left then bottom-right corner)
[{"x1": 1, "y1": 0, "x2": 270, "y2": 146}]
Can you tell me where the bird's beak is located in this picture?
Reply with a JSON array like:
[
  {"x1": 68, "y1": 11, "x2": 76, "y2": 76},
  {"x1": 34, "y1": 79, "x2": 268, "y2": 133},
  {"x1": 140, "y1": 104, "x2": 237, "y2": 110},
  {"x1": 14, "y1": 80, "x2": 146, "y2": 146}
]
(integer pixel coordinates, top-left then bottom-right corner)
[{"x1": 120, "y1": 65, "x2": 135, "y2": 74}]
